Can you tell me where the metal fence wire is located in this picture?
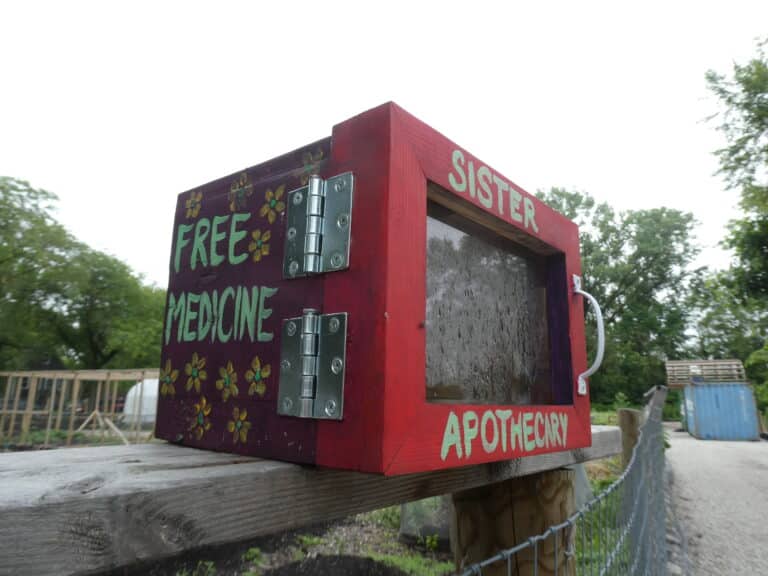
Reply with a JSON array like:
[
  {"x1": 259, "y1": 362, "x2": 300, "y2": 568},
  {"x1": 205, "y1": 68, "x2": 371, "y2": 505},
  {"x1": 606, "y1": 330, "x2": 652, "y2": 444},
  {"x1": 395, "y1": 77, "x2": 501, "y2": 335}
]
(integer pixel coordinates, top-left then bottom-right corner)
[{"x1": 460, "y1": 388, "x2": 667, "y2": 576}]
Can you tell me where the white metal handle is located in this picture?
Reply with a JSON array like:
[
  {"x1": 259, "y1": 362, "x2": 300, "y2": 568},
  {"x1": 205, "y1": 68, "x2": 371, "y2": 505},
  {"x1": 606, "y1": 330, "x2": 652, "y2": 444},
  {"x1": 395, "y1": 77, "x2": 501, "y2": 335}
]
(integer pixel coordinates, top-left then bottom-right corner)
[{"x1": 573, "y1": 275, "x2": 605, "y2": 396}]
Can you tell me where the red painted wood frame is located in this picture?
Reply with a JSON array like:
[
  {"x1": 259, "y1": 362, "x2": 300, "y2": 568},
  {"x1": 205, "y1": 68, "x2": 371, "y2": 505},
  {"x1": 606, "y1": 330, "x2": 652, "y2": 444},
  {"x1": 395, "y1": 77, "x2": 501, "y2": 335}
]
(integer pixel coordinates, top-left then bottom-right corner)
[
  {"x1": 316, "y1": 102, "x2": 590, "y2": 475},
  {"x1": 155, "y1": 102, "x2": 590, "y2": 475}
]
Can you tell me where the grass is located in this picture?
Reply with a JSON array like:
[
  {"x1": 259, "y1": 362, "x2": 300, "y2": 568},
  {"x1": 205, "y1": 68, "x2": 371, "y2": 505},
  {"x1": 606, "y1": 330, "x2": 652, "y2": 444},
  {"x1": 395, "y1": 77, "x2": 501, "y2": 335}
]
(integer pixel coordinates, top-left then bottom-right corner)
[
  {"x1": 366, "y1": 505, "x2": 401, "y2": 531},
  {"x1": 368, "y1": 552, "x2": 454, "y2": 576},
  {"x1": 590, "y1": 410, "x2": 619, "y2": 426},
  {"x1": 296, "y1": 534, "x2": 325, "y2": 548}
]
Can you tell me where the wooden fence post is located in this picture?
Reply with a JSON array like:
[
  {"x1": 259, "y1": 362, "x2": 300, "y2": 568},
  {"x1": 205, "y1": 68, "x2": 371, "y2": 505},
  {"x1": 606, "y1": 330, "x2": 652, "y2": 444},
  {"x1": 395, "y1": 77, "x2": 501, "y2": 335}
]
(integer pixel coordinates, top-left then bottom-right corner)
[
  {"x1": 20, "y1": 377, "x2": 38, "y2": 444},
  {"x1": 0, "y1": 374, "x2": 14, "y2": 441},
  {"x1": 451, "y1": 469, "x2": 576, "y2": 576},
  {"x1": 617, "y1": 409, "x2": 642, "y2": 469},
  {"x1": 66, "y1": 377, "x2": 82, "y2": 446}
]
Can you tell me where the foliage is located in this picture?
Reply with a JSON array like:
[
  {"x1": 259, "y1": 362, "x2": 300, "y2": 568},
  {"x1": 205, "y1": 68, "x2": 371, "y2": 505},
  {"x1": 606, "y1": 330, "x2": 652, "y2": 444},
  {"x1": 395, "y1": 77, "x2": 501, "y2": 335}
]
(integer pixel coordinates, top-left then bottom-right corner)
[
  {"x1": 296, "y1": 534, "x2": 325, "y2": 548},
  {"x1": 706, "y1": 39, "x2": 768, "y2": 299},
  {"x1": 0, "y1": 177, "x2": 164, "y2": 371},
  {"x1": 241, "y1": 547, "x2": 262, "y2": 563},
  {"x1": 367, "y1": 552, "x2": 454, "y2": 576},
  {"x1": 366, "y1": 505, "x2": 401, "y2": 531},
  {"x1": 537, "y1": 188, "x2": 699, "y2": 404}
]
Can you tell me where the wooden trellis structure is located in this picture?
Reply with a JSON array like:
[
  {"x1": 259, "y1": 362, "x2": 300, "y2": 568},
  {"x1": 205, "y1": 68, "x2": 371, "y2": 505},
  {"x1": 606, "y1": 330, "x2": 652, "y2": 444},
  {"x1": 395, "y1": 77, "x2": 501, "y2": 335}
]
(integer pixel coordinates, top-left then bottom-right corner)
[{"x1": 0, "y1": 369, "x2": 158, "y2": 446}]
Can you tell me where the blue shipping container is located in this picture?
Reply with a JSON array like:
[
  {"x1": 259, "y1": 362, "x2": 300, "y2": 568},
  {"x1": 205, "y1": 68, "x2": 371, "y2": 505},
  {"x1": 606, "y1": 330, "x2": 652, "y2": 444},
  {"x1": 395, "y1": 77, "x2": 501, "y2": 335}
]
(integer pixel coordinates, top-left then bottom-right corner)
[{"x1": 683, "y1": 382, "x2": 760, "y2": 441}]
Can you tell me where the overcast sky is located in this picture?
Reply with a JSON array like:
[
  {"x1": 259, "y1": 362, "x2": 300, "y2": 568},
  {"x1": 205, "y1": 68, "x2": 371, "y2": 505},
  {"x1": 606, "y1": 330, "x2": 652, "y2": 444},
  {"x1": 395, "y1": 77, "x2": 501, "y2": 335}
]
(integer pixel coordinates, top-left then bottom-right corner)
[{"x1": 2, "y1": 1, "x2": 766, "y2": 287}]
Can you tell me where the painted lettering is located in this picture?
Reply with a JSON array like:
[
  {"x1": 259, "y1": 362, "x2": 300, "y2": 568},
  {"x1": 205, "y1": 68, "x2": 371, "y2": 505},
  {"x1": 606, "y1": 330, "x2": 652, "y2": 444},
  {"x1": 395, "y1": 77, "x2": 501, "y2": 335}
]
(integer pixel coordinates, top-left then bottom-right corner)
[
  {"x1": 210, "y1": 215, "x2": 229, "y2": 267},
  {"x1": 445, "y1": 149, "x2": 541, "y2": 233},
  {"x1": 191, "y1": 218, "x2": 210, "y2": 270},
  {"x1": 174, "y1": 224, "x2": 193, "y2": 273},
  {"x1": 462, "y1": 411, "x2": 479, "y2": 458},
  {"x1": 440, "y1": 411, "x2": 463, "y2": 460},
  {"x1": 523, "y1": 412, "x2": 535, "y2": 451},
  {"x1": 494, "y1": 409, "x2": 512, "y2": 451},
  {"x1": 535, "y1": 412, "x2": 545, "y2": 448},
  {"x1": 183, "y1": 293, "x2": 200, "y2": 341},
  {"x1": 481, "y1": 410, "x2": 499, "y2": 453},
  {"x1": 448, "y1": 150, "x2": 467, "y2": 192},
  {"x1": 476, "y1": 165, "x2": 493, "y2": 209},
  {"x1": 228, "y1": 212, "x2": 251, "y2": 265},
  {"x1": 524, "y1": 197, "x2": 539, "y2": 232},
  {"x1": 257, "y1": 286, "x2": 278, "y2": 342},
  {"x1": 439, "y1": 409, "x2": 571, "y2": 461}
]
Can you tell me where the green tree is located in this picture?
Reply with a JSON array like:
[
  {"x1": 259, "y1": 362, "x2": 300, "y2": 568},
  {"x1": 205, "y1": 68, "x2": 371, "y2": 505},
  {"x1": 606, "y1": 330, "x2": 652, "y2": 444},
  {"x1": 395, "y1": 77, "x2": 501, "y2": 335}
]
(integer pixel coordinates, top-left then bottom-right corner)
[
  {"x1": 537, "y1": 188, "x2": 700, "y2": 403},
  {"x1": 706, "y1": 38, "x2": 768, "y2": 299},
  {"x1": 0, "y1": 176, "x2": 165, "y2": 370}
]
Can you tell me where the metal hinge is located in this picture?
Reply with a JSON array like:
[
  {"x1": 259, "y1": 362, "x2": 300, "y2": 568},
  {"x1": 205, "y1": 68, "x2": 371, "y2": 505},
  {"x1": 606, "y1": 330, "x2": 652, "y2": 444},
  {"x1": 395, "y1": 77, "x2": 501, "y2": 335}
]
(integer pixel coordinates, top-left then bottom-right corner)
[
  {"x1": 277, "y1": 309, "x2": 347, "y2": 420},
  {"x1": 283, "y1": 173, "x2": 354, "y2": 278}
]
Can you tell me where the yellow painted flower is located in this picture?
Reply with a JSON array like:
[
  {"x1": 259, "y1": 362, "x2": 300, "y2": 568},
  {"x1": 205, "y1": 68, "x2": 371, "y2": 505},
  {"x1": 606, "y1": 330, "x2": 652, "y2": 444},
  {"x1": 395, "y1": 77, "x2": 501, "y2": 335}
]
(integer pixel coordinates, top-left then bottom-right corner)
[
  {"x1": 184, "y1": 352, "x2": 207, "y2": 393},
  {"x1": 159, "y1": 359, "x2": 178, "y2": 397},
  {"x1": 248, "y1": 229, "x2": 271, "y2": 263},
  {"x1": 259, "y1": 185, "x2": 285, "y2": 224},
  {"x1": 300, "y1": 149, "x2": 324, "y2": 185},
  {"x1": 227, "y1": 406, "x2": 251, "y2": 444},
  {"x1": 215, "y1": 361, "x2": 239, "y2": 401},
  {"x1": 188, "y1": 396, "x2": 212, "y2": 440},
  {"x1": 229, "y1": 172, "x2": 253, "y2": 212},
  {"x1": 246, "y1": 355, "x2": 271, "y2": 397},
  {"x1": 185, "y1": 190, "x2": 202, "y2": 218}
]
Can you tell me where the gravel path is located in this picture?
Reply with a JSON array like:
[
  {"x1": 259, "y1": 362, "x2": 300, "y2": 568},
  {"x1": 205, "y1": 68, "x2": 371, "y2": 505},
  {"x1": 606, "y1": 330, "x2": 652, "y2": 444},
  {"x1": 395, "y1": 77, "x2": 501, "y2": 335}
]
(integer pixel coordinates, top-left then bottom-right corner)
[{"x1": 665, "y1": 425, "x2": 768, "y2": 575}]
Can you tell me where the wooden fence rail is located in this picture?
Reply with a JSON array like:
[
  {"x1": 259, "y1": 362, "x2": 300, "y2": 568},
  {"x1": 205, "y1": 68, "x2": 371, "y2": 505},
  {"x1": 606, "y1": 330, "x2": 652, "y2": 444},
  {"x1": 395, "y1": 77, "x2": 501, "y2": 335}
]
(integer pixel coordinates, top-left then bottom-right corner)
[{"x1": 0, "y1": 370, "x2": 158, "y2": 446}]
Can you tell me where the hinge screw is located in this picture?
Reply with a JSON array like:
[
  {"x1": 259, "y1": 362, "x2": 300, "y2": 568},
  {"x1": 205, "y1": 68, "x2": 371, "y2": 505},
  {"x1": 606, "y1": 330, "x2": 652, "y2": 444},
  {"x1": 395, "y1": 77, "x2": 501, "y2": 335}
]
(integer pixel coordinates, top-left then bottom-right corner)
[
  {"x1": 330, "y1": 253, "x2": 344, "y2": 269},
  {"x1": 288, "y1": 260, "x2": 299, "y2": 276},
  {"x1": 287, "y1": 227, "x2": 297, "y2": 240},
  {"x1": 328, "y1": 317, "x2": 340, "y2": 334},
  {"x1": 292, "y1": 191, "x2": 304, "y2": 205},
  {"x1": 282, "y1": 397, "x2": 293, "y2": 412},
  {"x1": 331, "y1": 357, "x2": 344, "y2": 374},
  {"x1": 334, "y1": 180, "x2": 345, "y2": 193},
  {"x1": 281, "y1": 359, "x2": 291, "y2": 371},
  {"x1": 324, "y1": 399, "x2": 337, "y2": 417},
  {"x1": 286, "y1": 321, "x2": 297, "y2": 337},
  {"x1": 337, "y1": 213, "x2": 349, "y2": 230}
]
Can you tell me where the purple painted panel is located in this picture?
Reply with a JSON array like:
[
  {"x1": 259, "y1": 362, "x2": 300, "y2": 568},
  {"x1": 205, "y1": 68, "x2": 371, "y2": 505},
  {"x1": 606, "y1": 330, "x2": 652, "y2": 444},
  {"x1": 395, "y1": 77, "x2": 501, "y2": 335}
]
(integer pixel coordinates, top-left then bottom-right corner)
[{"x1": 155, "y1": 139, "x2": 330, "y2": 463}]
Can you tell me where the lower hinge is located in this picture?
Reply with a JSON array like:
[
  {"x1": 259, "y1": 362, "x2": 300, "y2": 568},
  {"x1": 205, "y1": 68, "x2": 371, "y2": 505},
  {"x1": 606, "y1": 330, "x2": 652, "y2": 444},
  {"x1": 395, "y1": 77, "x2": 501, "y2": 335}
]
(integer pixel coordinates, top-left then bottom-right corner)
[{"x1": 277, "y1": 309, "x2": 347, "y2": 420}]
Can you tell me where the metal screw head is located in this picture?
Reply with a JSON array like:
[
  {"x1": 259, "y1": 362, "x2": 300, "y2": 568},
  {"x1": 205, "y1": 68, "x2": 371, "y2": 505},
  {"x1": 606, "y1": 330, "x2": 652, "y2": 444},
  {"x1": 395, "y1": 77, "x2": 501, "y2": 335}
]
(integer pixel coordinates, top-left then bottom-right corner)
[
  {"x1": 324, "y1": 399, "x2": 337, "y2": 417},
  {"x1": 292, "y1": 191, "x2": 304, "y2": 205},
  {"x1": 334, "y1": 180, "x2": 344, "y2": 193},
  {"x1": 282, "y1": 397, "x2": 293, "y2": 412},
  {"x1": 286, "y1": 321, "x2": 297, "y2": 337},
  {"x1": 331, "y1": 357, "x2": 343, "y2": 374},
  {"x1": 288, "y1": 260, "x2": 299, "y2": 276},
  {"x1": 336, "y1": 213, "x2": 349, "y2": 230},
  {"x1": 330, "y1": 253, "x2": 344, "y2": 269},
  {"x1": 287, "y1": 227, "x2": 297, "y2": 240},
  {"x1": 281, "y1": 359, "x2": 291, "y2": 371},
  {"x1": 328, "y1": 317, "x2": 340, "y2": 334}
]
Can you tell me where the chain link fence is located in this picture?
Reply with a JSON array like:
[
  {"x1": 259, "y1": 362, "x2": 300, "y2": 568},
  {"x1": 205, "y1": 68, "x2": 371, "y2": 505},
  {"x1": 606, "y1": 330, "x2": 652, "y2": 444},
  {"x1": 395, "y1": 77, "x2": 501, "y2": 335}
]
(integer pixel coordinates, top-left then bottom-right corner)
[{"x1": 460, "y1": 388, "x2": 667, "y2": 576}]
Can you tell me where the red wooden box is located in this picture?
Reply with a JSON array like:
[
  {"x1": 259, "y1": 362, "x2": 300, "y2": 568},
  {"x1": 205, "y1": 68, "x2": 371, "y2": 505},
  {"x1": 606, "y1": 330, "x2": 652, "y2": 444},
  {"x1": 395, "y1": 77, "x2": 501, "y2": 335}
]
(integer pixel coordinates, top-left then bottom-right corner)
[{"x1": 155, "y1": 102, "x2": 592, "y2": 475}]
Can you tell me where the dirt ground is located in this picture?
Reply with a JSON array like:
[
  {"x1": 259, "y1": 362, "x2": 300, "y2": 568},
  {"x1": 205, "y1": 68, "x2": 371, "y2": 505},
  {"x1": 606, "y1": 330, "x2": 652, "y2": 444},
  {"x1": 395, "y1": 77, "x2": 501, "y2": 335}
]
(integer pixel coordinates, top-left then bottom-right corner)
[
  {"x1": 665, "y1": 424, "x2": 768, "y2": 575},
  {"x1": 108, "y1": 509, "x2": 454, "y2": 576}
]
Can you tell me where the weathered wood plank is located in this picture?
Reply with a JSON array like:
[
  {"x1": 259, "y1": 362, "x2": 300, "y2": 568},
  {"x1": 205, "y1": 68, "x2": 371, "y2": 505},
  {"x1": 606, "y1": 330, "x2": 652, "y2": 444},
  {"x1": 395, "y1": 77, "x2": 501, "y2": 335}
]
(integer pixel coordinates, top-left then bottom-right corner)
[{"x1": 0, "y1": 426, "x2": 620, "y2": 576}]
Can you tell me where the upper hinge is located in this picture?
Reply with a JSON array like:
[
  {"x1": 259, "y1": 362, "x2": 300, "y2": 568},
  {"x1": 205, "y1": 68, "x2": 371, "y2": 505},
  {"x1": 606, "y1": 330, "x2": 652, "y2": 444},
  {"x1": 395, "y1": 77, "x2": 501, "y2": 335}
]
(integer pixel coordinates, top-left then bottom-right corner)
[
  {"x1": 283, "y1": 173, "x2": 354, "y2": 278},
  {"x1": 277, "y1": 309, "x2": 347, "y2": 420}
]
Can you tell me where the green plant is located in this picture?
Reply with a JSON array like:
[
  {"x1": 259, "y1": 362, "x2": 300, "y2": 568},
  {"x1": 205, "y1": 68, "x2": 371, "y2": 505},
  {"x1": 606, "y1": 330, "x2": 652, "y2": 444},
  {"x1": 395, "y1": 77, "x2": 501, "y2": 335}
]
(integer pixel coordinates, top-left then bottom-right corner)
[
  {"x1": 296, "y1": 534, "x2": 324, "y2": 548},
  {"x1": 612, "y1": 391, "x2": 630, "y2": 410},
  {"x1": 241, "y1": 547, "x2": 262, "y2": 563},
  {"x1": 417, "y1": 533, "x2": 439, "y2": 553},
  {"x1": 368, "y1": 552, "x2": 454, "y2": 576},
  {"x1": 175, "y1": 560, "x2": 216, "y2": 576},
  {"x1": 367, "y1": 505, "x2": 401, "y2": 531}
]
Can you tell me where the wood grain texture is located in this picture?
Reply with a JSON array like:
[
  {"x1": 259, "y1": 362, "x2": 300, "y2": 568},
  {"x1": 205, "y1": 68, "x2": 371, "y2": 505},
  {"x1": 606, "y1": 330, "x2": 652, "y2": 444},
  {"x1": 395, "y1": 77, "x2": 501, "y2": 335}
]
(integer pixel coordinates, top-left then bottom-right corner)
[
  {"x1": 618, "y1": 408, "x2": 642, "y2": 469},
  {"x1": 0, "y1": 426, "x2": 618, "y2": 576},
  {"x1": 452, "y1": 470, "x2": 575, "y2": 576}
]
